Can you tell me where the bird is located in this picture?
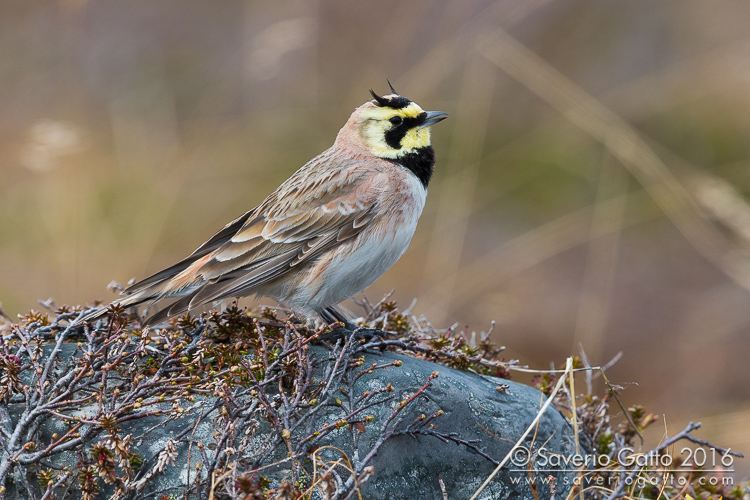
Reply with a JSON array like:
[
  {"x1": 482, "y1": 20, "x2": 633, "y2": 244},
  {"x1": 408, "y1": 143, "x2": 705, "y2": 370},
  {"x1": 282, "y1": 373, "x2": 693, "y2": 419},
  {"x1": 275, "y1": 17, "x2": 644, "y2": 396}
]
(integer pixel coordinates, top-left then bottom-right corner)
[{"x1": 79, "y1": 85, "x2": 448, "y2": 329}]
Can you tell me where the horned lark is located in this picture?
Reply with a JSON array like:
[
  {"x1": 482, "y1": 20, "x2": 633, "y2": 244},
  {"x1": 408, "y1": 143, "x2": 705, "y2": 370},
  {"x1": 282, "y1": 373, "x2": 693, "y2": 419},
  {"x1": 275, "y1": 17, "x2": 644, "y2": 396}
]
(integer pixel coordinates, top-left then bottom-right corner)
[{"x1": 82, "y1": 86, "x2": 447, "y2": 327}]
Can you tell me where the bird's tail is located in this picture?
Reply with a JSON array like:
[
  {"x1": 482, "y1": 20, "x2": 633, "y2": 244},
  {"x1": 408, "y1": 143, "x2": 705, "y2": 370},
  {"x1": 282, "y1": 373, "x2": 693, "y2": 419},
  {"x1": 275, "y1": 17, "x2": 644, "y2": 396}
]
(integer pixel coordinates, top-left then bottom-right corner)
[{"x1": 70, "y1": 290, "x2": 151, "y2": 327}]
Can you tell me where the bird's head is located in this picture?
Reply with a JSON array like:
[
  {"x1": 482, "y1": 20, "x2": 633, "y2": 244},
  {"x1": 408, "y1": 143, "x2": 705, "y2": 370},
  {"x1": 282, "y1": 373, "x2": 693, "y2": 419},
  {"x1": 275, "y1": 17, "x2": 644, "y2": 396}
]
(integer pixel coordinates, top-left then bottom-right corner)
[{"x1": 341, "y1": 84, "x2": 448, "y2": 160}]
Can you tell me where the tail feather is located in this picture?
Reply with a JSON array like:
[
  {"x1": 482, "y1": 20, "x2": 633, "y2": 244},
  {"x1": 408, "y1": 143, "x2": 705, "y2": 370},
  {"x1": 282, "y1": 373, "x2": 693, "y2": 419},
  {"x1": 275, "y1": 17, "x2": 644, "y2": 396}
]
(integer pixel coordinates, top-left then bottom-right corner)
[
  {"x1": 72, "y1": 306, "x2": 109, "y2": 325},
  {"x1": 123, "y1": 209, "x2": 255, "y2": 295},
  {"x1": 142, "y1": 294, "x2": 196, "y2": 327},
  {"x1": 71, "y1": 290, "x2": 152, "y2": 326},
  {"x1": 73, "y1": 208, "x2": 261, "y2": 328}
]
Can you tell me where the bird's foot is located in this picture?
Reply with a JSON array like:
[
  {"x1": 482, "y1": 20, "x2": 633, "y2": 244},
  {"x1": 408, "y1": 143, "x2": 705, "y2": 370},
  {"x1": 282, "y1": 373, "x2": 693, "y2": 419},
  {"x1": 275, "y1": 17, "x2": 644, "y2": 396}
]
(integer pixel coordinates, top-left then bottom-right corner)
[{"x1": 318, "y1": 322, "x2": 398, "y2": 342}]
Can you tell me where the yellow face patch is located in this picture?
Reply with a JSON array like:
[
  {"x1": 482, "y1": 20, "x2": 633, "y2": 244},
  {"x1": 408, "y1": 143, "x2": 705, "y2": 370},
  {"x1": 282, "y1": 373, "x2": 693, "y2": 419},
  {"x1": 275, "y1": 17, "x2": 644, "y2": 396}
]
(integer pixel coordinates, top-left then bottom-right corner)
[
  {"x1": 358, "y1": 102, "x2": 433, "y2": 159},
  {"x1": 401, "y1": 127, "x2": 431, "y2": 151}
]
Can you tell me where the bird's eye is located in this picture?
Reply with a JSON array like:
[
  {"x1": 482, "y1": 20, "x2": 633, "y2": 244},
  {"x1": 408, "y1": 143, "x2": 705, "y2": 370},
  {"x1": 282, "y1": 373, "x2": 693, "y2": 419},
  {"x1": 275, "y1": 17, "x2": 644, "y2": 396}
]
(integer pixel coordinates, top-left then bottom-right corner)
[{"x1": 389, "y1": 116, "x2": 403, "y2": 126}]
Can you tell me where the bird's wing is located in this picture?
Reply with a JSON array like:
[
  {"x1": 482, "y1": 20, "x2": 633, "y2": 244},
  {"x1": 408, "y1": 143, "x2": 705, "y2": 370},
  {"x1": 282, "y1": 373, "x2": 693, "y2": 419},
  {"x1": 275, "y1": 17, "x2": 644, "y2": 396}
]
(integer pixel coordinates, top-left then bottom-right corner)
[{"x1": 141, "y1": 159, "x2": 383, "y2": 324}]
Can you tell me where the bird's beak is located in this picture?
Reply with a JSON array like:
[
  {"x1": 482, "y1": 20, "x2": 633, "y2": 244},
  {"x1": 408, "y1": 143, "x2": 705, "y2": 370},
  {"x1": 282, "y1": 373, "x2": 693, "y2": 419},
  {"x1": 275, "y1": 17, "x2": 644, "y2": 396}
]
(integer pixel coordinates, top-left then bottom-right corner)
[{"x1": 420, "y1": 110, "x2": 449, "y2": 127}]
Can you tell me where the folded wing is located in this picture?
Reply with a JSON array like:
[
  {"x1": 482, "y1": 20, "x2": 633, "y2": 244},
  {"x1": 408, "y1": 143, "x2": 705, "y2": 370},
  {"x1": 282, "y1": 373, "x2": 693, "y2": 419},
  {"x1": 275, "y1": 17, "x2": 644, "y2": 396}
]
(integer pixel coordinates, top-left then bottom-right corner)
[{"x1": 124, "y1": 160, "x2": 380, "y2": 325}]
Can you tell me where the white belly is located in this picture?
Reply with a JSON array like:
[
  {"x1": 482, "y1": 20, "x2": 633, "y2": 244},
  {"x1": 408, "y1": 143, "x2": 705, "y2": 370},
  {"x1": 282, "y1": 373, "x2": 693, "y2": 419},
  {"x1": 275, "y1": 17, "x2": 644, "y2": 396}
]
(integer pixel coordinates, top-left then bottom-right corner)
[{"x1": 310, "y1": 219, "x2": 419, "y2": 307}]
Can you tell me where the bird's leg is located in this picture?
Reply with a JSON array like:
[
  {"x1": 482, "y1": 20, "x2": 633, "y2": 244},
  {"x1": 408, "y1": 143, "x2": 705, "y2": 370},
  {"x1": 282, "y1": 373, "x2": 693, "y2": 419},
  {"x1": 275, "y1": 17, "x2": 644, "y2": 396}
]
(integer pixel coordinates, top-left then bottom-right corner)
[
  {"x1": 323, "y1": 306, "x2": 358, "y2": 331},
  {"x1": 318, "y1": 308, "x2": 337, "y2": 325},
  {"x1": 318, "y1": 306, "x2": 397, "y2": 341}
]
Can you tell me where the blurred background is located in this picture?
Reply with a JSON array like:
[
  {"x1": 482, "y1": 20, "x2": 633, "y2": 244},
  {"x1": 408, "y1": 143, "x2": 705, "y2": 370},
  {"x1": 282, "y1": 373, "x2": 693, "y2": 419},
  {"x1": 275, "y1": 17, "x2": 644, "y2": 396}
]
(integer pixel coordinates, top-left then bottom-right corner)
[{"x1": 1, "y1": 0, "x2": 749, "y2": 477}]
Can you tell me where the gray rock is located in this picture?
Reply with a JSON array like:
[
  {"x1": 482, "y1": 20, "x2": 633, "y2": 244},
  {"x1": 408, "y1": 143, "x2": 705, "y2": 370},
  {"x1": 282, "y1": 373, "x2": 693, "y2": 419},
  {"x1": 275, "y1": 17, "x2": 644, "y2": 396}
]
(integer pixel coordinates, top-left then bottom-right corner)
[
  {"x1": 4, "y1": 344, "x2": 575, "y2": 499},
  {"x1": 323, "y1": 348, "x2": 576, "y2": 499}
]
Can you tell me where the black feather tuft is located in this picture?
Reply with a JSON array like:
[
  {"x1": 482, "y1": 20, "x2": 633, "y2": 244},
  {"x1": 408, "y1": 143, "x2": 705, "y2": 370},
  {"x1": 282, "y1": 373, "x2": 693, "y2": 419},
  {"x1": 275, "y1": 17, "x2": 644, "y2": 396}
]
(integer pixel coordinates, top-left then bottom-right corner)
[
  {"x1": 369, "y1": 89, "x2": 390, "y2": 107},
  {"x1": 369, "y1": 88, "x2": 412, "y2": 110}
]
